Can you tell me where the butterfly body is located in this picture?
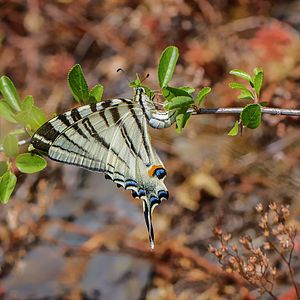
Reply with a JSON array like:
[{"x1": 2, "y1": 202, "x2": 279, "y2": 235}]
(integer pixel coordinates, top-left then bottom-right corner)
[{"x1": 31, "y1": 87, "x2": 176, "y2": 249}]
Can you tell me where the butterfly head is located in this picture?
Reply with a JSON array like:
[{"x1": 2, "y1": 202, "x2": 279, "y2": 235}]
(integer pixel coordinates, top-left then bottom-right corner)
[
  {"x1": 133, "y1": 85, "x2": 156, "y2": 102},
  {"x1": 134, "y1": 86, "x2": 150, "y2": 99},
  {"x1": 135, "y1": 86, "x2": 146, "y2": 94}
]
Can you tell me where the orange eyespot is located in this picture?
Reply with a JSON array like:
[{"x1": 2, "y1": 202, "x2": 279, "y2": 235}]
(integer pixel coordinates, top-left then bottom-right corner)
[
  {"x1": 148, "y1": 165, "x2": 163, "y2": 177},
  {"x1": 148, "y1": 165, "x2": 167, "y2": 179}
]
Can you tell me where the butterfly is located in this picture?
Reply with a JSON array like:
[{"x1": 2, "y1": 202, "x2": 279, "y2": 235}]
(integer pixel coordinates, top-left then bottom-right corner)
[{"x1": 31, "y1": 87, "x2": 176, "y2": 249}]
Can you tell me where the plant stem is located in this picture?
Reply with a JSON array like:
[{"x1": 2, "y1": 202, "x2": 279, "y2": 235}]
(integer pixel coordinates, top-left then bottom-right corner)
[
  {"x1": 266, "y1": 290, "x2": 278, "y2": 300},
  {"x1": 0, "y1": 138, "x2": 30, "y2": 152},
  {"x1": 1, "y1": 107, "x2": 300, "y2": 152},
  {"x1": 191, "y1": 107, "x2": 300, "y2": 116},
  {"x1": 268, "y1": 240, "x2": 300, "y2": 300}
]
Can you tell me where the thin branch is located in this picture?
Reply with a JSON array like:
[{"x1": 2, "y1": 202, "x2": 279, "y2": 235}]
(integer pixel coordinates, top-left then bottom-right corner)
[
  {"x1": 268, "y1": 239, "x2": 300, "y2": 299},
  {"x1": 0, "y1": 138, "x2": 30, "y2": 152},
  {"x1": 191, "y1": 107, "x2": 300, "y2": 116},
  {"x1": 1, "y1": 107, "x2": 300, "y2": 153},
  {"x1": 288, "y1": 238, "x2": 300, "y2": 299}
]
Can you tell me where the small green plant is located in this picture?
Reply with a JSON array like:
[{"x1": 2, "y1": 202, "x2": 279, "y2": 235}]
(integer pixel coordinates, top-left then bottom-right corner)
[
  {"x1": 228, "y1": 68, "x2": 265, "y2": 135},
  {"x1": 158, "y1": 46, "x2": 211, "y2": 132},
  {"x1": 0, "y1": 76, "x2": 47, "y2": 203}
]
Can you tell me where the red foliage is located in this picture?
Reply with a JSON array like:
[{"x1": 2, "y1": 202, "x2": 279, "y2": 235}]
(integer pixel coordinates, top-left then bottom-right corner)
[{"x1": 249, "y1": 22, "x2": 293, "y2": 61}]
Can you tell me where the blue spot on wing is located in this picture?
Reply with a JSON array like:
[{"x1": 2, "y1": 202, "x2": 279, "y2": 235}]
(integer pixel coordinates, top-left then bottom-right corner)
[
  {"x1": 130, "y1": 187, "x2": 147, "y2": 198},
  {"x1": 150, "y1": 196, "x2": 161, "y2": 205},
  {"x1": 158, "y1": 190, "x2": 169, "y2": 200},
  {"x1": 125, "y1": 179, "x2": 138, "y2": 188},
  {"x1": 138, "y1": 189, "x2": 146, "y2": 197},
  {"x1": 154, "y1": 168, "x2": 167, "y2": 179}
]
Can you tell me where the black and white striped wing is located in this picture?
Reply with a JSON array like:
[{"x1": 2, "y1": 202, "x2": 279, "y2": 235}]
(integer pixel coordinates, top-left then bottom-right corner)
[{"x1": 31, "y1": 98, "x2": 169, "y2": 248}]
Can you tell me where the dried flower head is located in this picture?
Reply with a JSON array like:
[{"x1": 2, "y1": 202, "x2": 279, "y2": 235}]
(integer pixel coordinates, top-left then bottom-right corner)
[
  {"x1": 215, "y1": 249, "x2": 223, "y2": 259},
  {"x1": 228, "y1": 256, "x2": 236, "y2": 266},
  {"x1": 256, "y1": 203, "x2": 263, "y2": 213},
  {"x1": 239, "y1": 235, "x2": 252, "y2": 250},
  {"x1": 258, "y1": 213, "x2": 268, "y2": 229},
  {"x1": 269, "y1": 202, "x2": 277, "y2": 210},
  {"x1": 208, "y1": 244, "x2": 216, "y2": 253},
  {"x1": 225, "y1": 267, "x2": 233, "y2": 273},
  {"x1": 213, "y1": 227, "x2": 223, "y2": 236},
  {"x1": 223, "y1": 233, "x2": 232, "y2": 241},
  {"x1": 271, "y1": 267, "x2": 277, "y2": 276},
  {"x1": 231, "y1": 245, "x2": 238, "y2": 252},
  {"x1": 210, "y1": 202, "x2": 298, "y2": 299},
  {"x1": 277, "y1": 235, "x2": 290, "y2": 249}
]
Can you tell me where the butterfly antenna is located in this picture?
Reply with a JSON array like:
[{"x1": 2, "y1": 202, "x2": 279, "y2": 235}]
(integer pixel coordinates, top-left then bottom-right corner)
[
  {"x1": 141, "y1": 73, "x2": 150, "y2": 83},
  {"x1": 117, "y1": 68, "x2": 131, "y2": 83}
]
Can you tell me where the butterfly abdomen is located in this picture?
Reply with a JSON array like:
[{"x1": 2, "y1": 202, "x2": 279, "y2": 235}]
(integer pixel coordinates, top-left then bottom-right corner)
[{"x1": 134, "y1": 88, "x2": 176, "y2": 129}]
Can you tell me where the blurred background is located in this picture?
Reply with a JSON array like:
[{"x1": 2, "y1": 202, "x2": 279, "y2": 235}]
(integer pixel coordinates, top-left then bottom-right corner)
[{"x1": 1, "y1": 0, "x2": 300, "y2": 299}]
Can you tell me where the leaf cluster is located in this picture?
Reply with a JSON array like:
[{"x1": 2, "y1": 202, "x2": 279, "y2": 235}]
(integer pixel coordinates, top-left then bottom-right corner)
[
  {"x1": 228, "y1": 68, "x2": 264, "y2": 136},
  {"x1": 67, "y1": 64, "x2": 103, "y2": 104},
  {"x1": 0, "y1": 76, "x2": 47, "y2": 203},
  {"x1": 157, "y1": 46, "x2": 211, "y2": 132},
  {"x1": 0, "y1": 65, "x2": 106, "y2": 203}
]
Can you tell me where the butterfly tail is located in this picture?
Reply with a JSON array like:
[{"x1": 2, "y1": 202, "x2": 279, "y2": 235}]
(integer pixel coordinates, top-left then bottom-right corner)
[{"x1": 142, "y1": 194, "x2": 163, "y2": 250}]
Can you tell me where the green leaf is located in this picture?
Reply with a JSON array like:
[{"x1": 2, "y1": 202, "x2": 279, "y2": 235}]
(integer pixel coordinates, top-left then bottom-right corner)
[
  {"x1": 238, "y1": 89, "x2": 255, "y2": 100},
  {"x1": 254, "y1": 71, "x2": 264, "y2": 97},
  {"x1": 162, "y1": 86, "x2": 192, "y2": 101},
  {"x1": 253, "y1": 67, "x2": 263, "y2": 76},
  {"x1": 0, "y1": 100, "x2": 17, "y2": 123},
  {"x1": 129, "y1": 74, "x2": 142, "y2": 88},
  {"x1": 89, "y1": 84, "x2": 103, "y2": 103},
  {"x1": 165, "y1": 96, "x2": 194, "y2": 110},
  {"x1": 0, "y1": 161, "x2": 8, "y2": 177},
  {"x1": 0, "y1": 76, "x2": 21, "y2": 112},
  {"x1": 21, "y1": 95, "x2": 34, "y2": 111},
  {"x1": 0, "y1": 170, "x2": 17, "y2": 204},
  {"x1": 158, "y1": 46, "x2": 179, "y2": 88},
  {"x1": 196, "y1": 87, "x2": 211, "y2": 106},
  {"x1": 228, "y1": 120, "x2": 239, "y2": 136},
  {"x1": 241, "y1": 103, "x2": 262, "y2": 129},
  {"x1": 15, "y1": 105, "x2": 46, "y2": 133},
  {"x1": 229, "y1": 69, "x2": 252, "y2": 82},
  {"x1": 9, "y1": 128, "x2": 26, "y2": 135},
  {"x1": 16, "y1": 153, "x2": 47, "y2": 174},
  {"x1": 67, "y1": 64, "x2": 89, "y2": 104},
  {"x1": 3, "y1": 134, "x2": 18, "y2": 157},
  {"x1": 175, "y1": 108, "x2": 192, "y2": 133},
  {"x1": 229, "y1": 82, "x2": 248, "y2": 91},
  {"x1": 14, "y1": 111, "x2": 32, "y2": 127},
  {"x1": 31, "y1": 106, "x2": 47, "y2": 129},
  {"x1": 140, "y1": 85, "x2": 154, "y2": 99},
  {"x1": 178, "y1": 86, "x2": 195, "y2": 94}
]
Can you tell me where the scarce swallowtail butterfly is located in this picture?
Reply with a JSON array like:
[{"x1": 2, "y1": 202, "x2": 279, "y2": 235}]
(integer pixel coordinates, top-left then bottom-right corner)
[{"x1": 31, "y1": 87, "x2": 176, "y2": 249}]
